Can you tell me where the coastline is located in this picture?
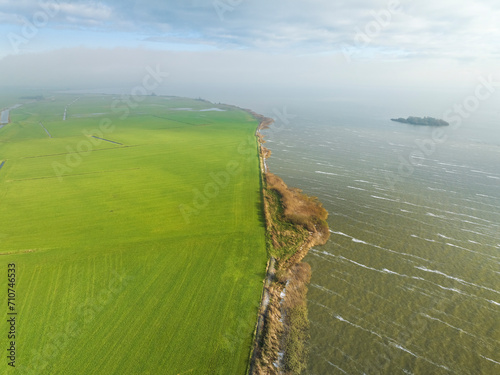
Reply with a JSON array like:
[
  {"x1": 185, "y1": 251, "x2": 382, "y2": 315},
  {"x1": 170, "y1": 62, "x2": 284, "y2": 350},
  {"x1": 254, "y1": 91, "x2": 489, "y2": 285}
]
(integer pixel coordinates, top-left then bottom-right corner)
[{"x1": 246, "y1": 110, "x2": 330, "y2": 374}]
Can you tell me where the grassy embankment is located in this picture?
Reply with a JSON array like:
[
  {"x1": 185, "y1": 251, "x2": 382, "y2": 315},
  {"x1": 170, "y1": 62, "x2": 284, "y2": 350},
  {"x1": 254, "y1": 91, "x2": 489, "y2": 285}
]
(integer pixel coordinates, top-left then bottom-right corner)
[
  {"x1": 0, "y1": 94, "x2": 267, "y2": 374},
  {"x1": 248, "y1": 114, "x2": 330, "y2": 375}
]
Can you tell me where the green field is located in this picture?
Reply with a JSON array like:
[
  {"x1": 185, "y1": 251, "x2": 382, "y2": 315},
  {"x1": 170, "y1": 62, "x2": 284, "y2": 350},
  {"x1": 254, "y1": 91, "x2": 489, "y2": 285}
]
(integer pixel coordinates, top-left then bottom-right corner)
[{"x1": 0, "y1": 94, "x2": 267, "y2": 374}]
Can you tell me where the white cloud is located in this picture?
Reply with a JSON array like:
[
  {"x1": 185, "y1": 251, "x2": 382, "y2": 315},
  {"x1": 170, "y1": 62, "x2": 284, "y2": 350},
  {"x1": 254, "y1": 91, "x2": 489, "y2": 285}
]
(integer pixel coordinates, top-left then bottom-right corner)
[
  {"x1": 1, "y1": 0, "x2": 500, "y2": 63},
  {"x1": 0, "y1": 0, "x2": 499, "y2": 85},
  {"x1": 58, "y1": 1, "x2": 112, "y2": 21},
  {"x1": 0, "y1": 1, "x2": 113, "y2": 28}
]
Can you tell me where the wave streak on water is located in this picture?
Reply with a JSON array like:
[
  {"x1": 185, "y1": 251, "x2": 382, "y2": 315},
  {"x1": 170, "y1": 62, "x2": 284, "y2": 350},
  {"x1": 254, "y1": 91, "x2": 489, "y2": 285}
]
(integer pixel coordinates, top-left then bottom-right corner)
[{"x1": 262, "y1": 108, "x2": 500, "y2": 374}]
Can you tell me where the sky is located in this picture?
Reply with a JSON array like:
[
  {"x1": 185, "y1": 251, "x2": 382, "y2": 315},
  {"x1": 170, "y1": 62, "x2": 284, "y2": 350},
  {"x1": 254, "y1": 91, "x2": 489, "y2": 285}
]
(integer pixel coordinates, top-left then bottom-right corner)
[{"x1": 0, "y1": 0, "x2": 499, "y2": 105}]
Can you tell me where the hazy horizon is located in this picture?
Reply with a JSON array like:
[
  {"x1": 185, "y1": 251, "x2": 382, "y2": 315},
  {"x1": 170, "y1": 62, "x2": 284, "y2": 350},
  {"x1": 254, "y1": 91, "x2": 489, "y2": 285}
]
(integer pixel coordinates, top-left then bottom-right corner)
[{"x1": 1, "y1": 0, "x2": 499, "y2": 109}]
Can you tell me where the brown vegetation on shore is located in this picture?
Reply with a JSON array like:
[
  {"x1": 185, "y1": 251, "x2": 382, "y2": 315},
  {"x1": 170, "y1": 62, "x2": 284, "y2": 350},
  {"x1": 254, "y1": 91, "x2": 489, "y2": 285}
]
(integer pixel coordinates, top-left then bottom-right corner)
[
  {"x1": 248, "y1": 111, "x2": 330, "y2": 375},
  {"x1": 266, "y1": 173, "x2": 329, "y2": 240},
  {"x1": 281, "y1": 263, "x2": 312, "y2": 374}
]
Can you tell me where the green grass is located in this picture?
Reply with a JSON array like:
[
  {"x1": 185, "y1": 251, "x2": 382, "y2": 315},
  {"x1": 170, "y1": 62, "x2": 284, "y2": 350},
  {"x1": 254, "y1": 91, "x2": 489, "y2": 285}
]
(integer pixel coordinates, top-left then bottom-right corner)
[{"x1": 0, "y1": 94, "x2": 267, "y2": 374}]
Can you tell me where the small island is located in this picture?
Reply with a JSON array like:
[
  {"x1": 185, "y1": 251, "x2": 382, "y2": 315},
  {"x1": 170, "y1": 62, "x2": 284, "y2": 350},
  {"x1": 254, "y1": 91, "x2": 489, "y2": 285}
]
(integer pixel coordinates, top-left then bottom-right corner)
[{"x1": 391, "y1": 116, "x2": 449, "y2": 126}]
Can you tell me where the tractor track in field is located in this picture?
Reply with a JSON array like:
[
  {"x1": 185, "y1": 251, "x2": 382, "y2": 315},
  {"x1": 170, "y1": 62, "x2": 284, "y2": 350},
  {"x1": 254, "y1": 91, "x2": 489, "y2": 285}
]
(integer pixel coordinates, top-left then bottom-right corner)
[
  {"x1": 22, "y1": 145, "x2": 139, "y2": 159},
  {"x1": 7, "y1": 167, "x2": 141, "y2": 182}
]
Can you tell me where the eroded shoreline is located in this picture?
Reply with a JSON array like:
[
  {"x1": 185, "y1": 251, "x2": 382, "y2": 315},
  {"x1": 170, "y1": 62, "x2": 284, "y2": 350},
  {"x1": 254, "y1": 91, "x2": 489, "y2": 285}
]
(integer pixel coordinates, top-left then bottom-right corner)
[{"x1": 246, "y1": 110, "x2": 330, "y2": 375}]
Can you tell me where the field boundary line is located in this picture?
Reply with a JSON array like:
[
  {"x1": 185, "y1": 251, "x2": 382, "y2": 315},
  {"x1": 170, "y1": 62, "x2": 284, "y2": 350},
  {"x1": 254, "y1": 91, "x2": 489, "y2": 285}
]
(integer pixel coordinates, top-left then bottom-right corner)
[
  {"x1": 91, "y1": 136, "x2": 123, "y2": 145},
  {"x1": 8, "y1": 167, "x2": 141, "y2": 182},
  {"x1": 39, "y1": 121, "x2": 53, "y2": 138},
  {"x1": 22, "y1": 145, "x2": 139, "y2": 159}
]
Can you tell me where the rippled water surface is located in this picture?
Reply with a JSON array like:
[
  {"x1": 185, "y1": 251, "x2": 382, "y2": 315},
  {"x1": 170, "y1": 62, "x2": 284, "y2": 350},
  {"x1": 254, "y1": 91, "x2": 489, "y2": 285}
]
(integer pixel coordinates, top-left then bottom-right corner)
[{"x1": 261, "y1": 101, "x2": 500, "y2": 374}]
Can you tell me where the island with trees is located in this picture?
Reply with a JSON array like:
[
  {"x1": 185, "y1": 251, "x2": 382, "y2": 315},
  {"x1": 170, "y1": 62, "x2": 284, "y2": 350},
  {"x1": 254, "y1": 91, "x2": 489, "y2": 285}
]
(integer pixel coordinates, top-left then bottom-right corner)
[{"x1": 391, "y1": 116, "x2": 449, "y2": 126}]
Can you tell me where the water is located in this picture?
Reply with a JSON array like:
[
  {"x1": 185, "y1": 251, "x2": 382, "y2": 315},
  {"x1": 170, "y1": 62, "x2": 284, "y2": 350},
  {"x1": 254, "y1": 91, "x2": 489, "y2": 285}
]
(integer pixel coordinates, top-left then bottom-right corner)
[
  {"x1": 260, "y1": 98, "x2": 500, "y2": 374},
  {"x1": 1, "y1": 104, "x2": 21, "y2": 125},
  {"x1": 0, "y1": 109, "x2": 9, "y2": 125}
]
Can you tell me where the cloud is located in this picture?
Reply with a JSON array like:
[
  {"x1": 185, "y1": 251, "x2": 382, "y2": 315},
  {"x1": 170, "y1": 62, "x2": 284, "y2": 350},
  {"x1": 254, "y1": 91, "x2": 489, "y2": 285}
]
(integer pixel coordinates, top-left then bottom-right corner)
[
  {"x1": 110, "y1": 0, "x2": 500, "y2": 62},
  {"x1": 1, "y1": 0, "x2": 499, "y2": 63},
  {"x1": 57, "y1": 2, "x2": 113, "y2": 22},
  {"x1": 1, "y1": 0, "x2": 113, "y2": 28}
]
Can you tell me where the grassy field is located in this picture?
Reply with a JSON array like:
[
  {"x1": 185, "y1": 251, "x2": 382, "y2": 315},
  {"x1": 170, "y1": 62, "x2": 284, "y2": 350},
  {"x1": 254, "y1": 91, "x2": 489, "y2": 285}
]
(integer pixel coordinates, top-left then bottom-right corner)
[{"x1": 0, "y1": 94, "x2": 267, "y2": 374}]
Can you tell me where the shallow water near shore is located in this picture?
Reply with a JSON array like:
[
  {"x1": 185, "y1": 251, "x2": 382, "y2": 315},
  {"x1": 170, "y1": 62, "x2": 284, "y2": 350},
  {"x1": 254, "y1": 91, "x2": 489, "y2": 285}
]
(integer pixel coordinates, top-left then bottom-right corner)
[{"x1": 260, "y1": 98, "x2": 500, "y2": 374}]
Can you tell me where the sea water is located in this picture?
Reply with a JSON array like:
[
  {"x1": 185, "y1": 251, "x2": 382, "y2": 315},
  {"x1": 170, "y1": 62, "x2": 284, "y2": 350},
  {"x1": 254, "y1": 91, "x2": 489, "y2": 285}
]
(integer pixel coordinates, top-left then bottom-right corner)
[{"x1": 259, "y1": 95, "x2": 500, "y2": 374}]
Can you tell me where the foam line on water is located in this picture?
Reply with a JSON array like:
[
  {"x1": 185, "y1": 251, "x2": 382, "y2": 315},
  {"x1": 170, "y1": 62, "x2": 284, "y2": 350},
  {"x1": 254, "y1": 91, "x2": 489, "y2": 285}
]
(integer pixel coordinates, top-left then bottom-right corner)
[
  {"x1": 324, "y1": 344, "x2": 366, "y2": 374},
  {"x1": 462, "y1": 228, "x2": 500, "y2": 243},
  {"x1": 421, "y1": 314, "x2": 479, "y2": 339},
  {"x1": 325, "y1": 360, "x2": 348, "y2": 374},
  {"x1": 411, "y1": 234, "x2": 436, "y2": 243},
  {"x1": 436, "y1": 284, "x2": 468, "y2": 295},
  {"x1": 371, "y1": 195, "x2": 400, "y2": 202},
  {"x1": 415, "y1": 266, "x2": 500, "y2": 295},
  {"x1": 390, "y1": 343, "x2": 451, "y2": 372},
  {"x1": 443, "y1": 211, "x2": 494, "y2": 224},
  {"x1": 334, "y1": 315, "x2": 385, "y2": 340},
  {"x1": 330, "y1": 230, "x2": 432, "y2": 263},
  {"x1": 438, "y1": 233, "x2": 455, "y2": 240},
  {"x1": 315, "y1": 170, "x2": 340, "y2": 176},
  {"x1": 347, "y1": 186, "x2": 367, "y2": 191},
  {"x1": 400, "y1": 285, "x2": 436, "y2": 299},
  {"x1": 480, "y1": 355, "x2": 500, "y2": 366},
  {"x1": 476, "y1": 193, "x2": 497, "y2": 199},
  {"x1": 445, "y1": 242, "x2": 500, "y2": 261},
  {"x1": 334, "y1": 253, "x2": 426, "y2": 282},
  {"x1": 311, "y1": 283, "x2": 342, "y2": 297}
]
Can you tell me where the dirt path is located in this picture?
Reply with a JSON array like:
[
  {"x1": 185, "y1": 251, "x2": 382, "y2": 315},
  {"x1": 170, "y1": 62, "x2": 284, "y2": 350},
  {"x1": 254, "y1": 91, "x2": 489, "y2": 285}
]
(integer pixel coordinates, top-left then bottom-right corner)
[{"x1": 248, "y1": 257, "x2": 276, "y2": 374}]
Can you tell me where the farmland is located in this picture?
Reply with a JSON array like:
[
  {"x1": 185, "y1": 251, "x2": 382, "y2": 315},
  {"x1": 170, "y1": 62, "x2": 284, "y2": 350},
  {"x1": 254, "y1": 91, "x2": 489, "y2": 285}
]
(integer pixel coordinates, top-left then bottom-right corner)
[{"x1": 0, "y1": 94, "x2": 267, "y2": 374}]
